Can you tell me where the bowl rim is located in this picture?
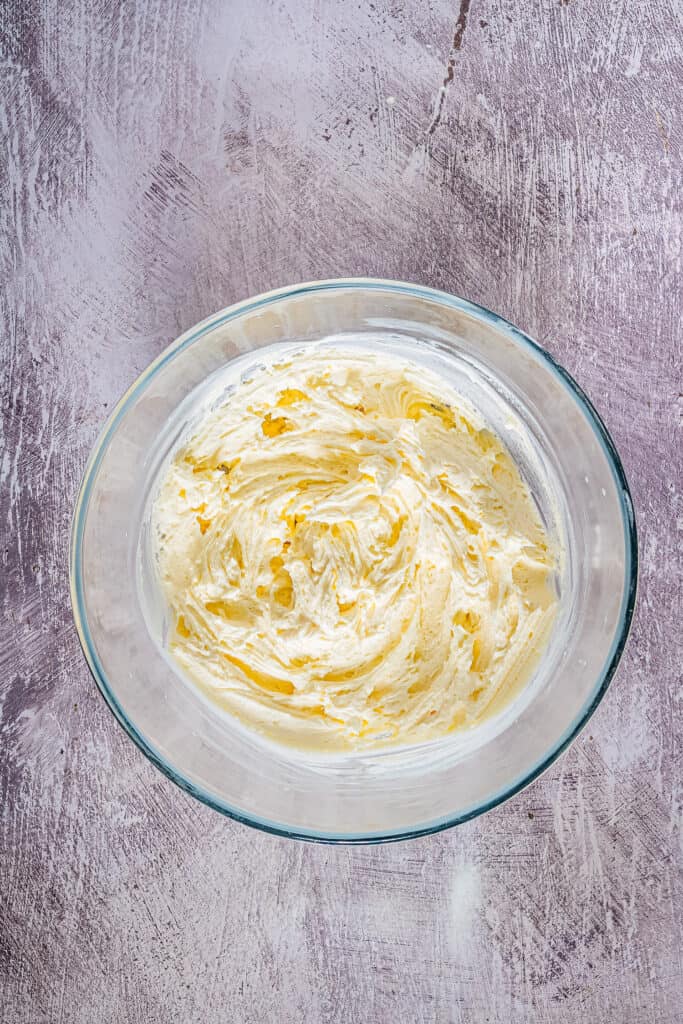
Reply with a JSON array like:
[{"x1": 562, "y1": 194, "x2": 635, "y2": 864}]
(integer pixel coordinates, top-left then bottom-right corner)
[{"x1": 70, "y1": 277, "x2": 638, "y2": 844}]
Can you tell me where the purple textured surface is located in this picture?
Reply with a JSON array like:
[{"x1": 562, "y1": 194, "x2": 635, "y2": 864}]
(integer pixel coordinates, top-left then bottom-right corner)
[{"x1": 1, "y1": 1, "x2": 681, "y2": 1021}]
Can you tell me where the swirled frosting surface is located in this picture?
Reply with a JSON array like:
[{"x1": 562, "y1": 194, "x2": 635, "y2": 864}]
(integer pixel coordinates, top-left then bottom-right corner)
[{"x1": 153, "y1": 348, "x2": 558, "y2": 751}]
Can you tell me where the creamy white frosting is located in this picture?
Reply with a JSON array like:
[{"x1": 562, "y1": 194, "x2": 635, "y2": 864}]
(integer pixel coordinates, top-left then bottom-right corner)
[{"x1": 152, "y1": 348, "x2": 558, "y2": 752}]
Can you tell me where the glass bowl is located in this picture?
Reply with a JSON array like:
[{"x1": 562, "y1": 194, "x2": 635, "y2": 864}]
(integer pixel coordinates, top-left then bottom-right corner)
[{"x1": 70, "y1": 279, "x2": 637, "y2": 843}]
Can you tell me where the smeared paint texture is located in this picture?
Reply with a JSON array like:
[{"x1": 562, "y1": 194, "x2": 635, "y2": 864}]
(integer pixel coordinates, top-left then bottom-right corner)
[{"x1": 1, "y1": 1, "x2": 681, "y2": 1022}]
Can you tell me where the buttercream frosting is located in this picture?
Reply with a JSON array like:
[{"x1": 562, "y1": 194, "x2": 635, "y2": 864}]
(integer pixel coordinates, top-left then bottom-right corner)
[{"x1": 152, "y1": 348, "x2": 558, "y2": 752}]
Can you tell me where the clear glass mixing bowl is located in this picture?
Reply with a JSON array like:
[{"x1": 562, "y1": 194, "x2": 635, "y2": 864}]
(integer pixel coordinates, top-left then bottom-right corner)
[{"x1": 70, "y1": 280, "x2": 637, "y2": 843}]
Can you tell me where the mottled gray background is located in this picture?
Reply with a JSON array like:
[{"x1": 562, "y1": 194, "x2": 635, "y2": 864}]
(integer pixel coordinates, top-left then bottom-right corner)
[{"x1": 1, "y1": 1, "x2": 681, "y2": 1021}]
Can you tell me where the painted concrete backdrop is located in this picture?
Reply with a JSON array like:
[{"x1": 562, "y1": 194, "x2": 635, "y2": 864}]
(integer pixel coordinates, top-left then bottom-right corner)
[{"x1": 1, "y1": 1, "x2": 681, "y2": 1021}]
